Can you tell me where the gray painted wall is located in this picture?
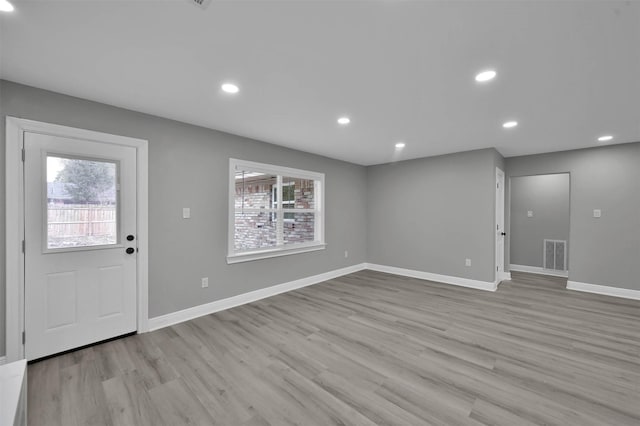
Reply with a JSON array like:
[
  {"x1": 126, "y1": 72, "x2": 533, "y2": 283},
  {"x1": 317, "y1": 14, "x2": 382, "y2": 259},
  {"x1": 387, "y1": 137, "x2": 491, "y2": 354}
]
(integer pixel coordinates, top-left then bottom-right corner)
[
  {"x1": 2, "y1": 79, "x2": 637, "y2": 358},
  {"x1": 509, "y1": 174, "x2": 570, "y2": 268},
  {"x1": 506, "y1": 143, "x2": 640, "y2": 290},
  {"x1": 367, "y1": 148, "x2": 499, "y2": 283},
  {"x1": 0, "y1": 80, "x2": 368, "y2": 356}
]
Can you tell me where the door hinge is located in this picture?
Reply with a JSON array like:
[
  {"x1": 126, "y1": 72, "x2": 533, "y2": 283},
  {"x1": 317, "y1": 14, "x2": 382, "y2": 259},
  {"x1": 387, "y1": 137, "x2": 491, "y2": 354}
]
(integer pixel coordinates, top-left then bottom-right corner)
[
  {"x1": 21, "y1": 148, "x2": 25, "y2": 162},
  {"x1": 22, "y1": 331, "x2": 26, "y2": 345},
  {"x1": 22, "y1": 240, "x2": 25, "y2": 253}
]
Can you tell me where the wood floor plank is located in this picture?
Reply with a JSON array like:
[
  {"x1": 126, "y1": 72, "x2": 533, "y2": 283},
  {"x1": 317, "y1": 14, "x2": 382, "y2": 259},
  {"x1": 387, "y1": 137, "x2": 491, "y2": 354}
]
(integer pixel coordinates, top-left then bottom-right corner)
[
  {"x1": 28, "y1": 270, "x2": 640, "y2": 425},
  {"x1": 120, "y1": 332, "x2": 179, "y2": 391},
  {"x1": 469, "y1": 398, "x2": 541, "y2": 426},
  {"x1": 27, "y1": 357, "x2": 62, "y2": 426},
  {"x1": 147, "y1": 379, "x2": 216, "y2": 426},
  {"x1": 102, "y1": 370, "x2": 165, "y2": 426},
  {"x1": 156, "y1": 334, "x2": 254, "y2": 425},
  {"x1": 59, "y1": 361, "x2": 112, "y2": 426}
]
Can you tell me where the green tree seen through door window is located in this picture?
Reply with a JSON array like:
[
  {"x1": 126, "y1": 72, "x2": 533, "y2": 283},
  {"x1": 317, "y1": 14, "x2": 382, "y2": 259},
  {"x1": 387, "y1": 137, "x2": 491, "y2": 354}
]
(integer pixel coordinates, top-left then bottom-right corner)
[{"x1": 55, "y1": 158, "x2": 116, "y2": 204}]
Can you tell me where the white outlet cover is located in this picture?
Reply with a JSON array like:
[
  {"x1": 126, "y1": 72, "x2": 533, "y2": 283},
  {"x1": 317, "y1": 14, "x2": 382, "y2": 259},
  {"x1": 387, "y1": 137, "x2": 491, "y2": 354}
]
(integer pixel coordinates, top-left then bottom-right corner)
[
  {"x1": 201, "y1": 277, "x2": 209, "y2": 288},
  {"x1": 593, "y1": 209, "x2": 601, "y2": 218},
  {"x1": 527, "y1": 210, "x2": 533, "y2": 217},
  {"x1": 183, "y1": 207, "x2": 191, "y2": 219},
  {"x1": 465, "y1": 258, "x2": 471, "y2": 266}
]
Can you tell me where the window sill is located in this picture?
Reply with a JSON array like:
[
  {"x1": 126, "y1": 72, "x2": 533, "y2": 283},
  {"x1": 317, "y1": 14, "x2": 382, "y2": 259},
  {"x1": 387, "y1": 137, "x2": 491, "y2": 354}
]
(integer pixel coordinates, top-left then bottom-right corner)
[{"x1": 227, "y1": 243, "x2": 326, "y2": 264}]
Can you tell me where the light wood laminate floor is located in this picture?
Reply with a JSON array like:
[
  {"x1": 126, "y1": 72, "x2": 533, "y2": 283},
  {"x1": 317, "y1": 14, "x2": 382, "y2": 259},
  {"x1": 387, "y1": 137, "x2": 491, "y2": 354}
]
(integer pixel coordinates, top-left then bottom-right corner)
[{"x1": 28, "y1": 270, "x2": 640, "y2": 425}]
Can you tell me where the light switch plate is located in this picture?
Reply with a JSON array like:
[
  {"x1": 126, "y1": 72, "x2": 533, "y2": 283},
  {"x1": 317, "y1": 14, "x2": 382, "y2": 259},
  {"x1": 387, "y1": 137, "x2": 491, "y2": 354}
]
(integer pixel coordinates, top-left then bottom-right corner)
[
  {"x1": 527, "y1": 210, "x2": 533, "y2": 217},
  {"x1": 183, "y1": 207, "x2": 191, "y2": 219},
  {"x1": 593, "y1": 209, "x2": 601, "y2": 218}
]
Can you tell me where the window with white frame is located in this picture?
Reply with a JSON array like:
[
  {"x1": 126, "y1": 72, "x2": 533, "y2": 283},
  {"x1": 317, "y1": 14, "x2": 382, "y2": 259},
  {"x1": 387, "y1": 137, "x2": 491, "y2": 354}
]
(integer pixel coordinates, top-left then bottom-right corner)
[{"x1": 228, "y1": 159, "x2": 325, "y2": 263}]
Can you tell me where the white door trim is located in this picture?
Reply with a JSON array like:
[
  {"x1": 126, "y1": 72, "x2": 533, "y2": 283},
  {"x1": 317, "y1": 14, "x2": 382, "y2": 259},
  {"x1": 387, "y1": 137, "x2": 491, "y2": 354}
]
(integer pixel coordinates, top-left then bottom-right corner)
[
  {"x1": 5, "y1": 117, "x2": 149, "y2": 362},
  {"x1": 495, "y1": 167, "x2": 507, "y2": 282}
]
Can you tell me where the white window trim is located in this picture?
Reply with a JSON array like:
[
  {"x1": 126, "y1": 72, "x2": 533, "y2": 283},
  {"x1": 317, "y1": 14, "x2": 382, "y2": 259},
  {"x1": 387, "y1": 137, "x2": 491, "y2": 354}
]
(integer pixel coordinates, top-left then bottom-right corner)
[{"x1": 228, "y1": 158, "x2": 325, "y2": 264}]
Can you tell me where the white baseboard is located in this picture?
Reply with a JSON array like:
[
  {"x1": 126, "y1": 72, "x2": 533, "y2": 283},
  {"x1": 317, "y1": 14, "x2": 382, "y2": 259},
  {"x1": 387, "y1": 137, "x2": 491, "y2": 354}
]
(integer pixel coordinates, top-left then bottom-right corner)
[
  {"x1": 148, "y1": 263, "x2": 367, "y2": 331},
  {"x1": 0, "y1": 356, "x2": 5, "y2": 365},
  {"x1": 498, "y1": 271, "x2": 511, "y2": 282},
  {"x1": 567, "y1": 281, "x2": 640, "y2": 301},
  {"x1": 364, "y1": 263, "x2": 498, "y2": 292},
  {"x1": 509, "y1": 264, "x2": 568, "y2": 278},
  {"x1": 148, "y1": 262, "x2": 501, "y2": 332}
]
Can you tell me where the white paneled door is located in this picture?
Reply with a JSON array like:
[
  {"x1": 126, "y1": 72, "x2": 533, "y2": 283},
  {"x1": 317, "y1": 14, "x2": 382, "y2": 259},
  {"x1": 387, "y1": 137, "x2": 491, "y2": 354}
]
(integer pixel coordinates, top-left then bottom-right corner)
[{"x1": 24, "y1": 132, "x2": 138, "y2": 360}]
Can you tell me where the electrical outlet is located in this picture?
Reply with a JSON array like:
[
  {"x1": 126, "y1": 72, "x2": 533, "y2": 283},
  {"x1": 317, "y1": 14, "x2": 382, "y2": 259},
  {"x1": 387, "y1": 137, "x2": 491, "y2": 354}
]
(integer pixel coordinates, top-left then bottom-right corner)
[
  {"x1": 593, "y1": 209, "x2": 601, "y2": 218},
  {"x1": 465, "y1": 258, "x2": 471, "y2": 267},
  {"x1": 527, "y1": 210, "x2": 533, "y2": 217},
  {"x1": 201, "y1": 277, "x2": 209, "y2": 288},
  {"x1": 183, "y1": 207, "x2": 191, "y2": 219},
  {"x1": 344, "y1": 250, "x2": 349, "y2": 258}
]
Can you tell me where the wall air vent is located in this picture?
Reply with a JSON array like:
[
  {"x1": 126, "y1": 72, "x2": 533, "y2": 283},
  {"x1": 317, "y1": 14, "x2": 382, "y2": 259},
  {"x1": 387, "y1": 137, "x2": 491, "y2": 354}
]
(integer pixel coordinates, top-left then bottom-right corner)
[
  {"x1": 188, "y1": 0, "x2": 212, "y2": 10},
  {"x1": 543, "y1": 239, "x2": 567, "y2": 271}
]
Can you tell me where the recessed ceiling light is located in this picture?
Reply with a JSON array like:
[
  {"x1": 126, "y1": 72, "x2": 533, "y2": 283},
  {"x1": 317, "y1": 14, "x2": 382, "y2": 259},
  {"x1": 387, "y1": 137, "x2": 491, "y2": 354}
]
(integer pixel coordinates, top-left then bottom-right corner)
[
  {"x1": 502, "y1": 121, "x2": 518, "y2": 129},
  {"x1": 597, "y1": 135, "x2": 613, "y2": 142},
  {"x1": 337, "y1": 117, "x2": 350, "y2": 125},
  {"x1": 0, "y1": 0, "x2": 14, "y2": 12},
  {"x1": 395, "y1": 142, "x2": 406, "y2": 149},
  {"x1": 221, "y1": 83, "x2": 239, "y2": 94},
  {"x1": 475, "y1": 70, "x2": 497, "y2": 82}
]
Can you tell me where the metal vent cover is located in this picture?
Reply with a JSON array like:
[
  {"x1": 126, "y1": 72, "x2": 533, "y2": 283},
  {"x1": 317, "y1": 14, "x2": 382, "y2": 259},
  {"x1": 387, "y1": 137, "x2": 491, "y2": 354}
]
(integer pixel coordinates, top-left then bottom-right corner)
[
  {"x1": 544, "y1": 239, "x2": 567, "y2": 271},
  {"x1": 188, "y1": 0, "x2": 212, "y2": 10}
]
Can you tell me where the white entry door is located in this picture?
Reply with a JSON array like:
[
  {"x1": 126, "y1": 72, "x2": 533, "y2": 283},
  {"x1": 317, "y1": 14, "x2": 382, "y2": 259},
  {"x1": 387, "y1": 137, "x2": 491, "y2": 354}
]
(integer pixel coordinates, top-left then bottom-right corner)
[{"x1": 24, "y1": 132, "x2": 138, "y2": 360}]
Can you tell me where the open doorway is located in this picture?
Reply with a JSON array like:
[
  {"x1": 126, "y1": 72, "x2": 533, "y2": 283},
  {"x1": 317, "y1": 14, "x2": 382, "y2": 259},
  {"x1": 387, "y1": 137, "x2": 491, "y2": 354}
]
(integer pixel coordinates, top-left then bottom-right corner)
[{"x1": 509, "y1": 173, "x2": 570, "y2": 277}]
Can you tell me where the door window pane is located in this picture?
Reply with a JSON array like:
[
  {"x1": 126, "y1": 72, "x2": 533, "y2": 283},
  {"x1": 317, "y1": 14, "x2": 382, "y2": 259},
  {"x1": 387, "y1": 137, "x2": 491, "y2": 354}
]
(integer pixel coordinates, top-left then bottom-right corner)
[{"x1": 47, "y1": 156, "x2": 118, "y2": 249}]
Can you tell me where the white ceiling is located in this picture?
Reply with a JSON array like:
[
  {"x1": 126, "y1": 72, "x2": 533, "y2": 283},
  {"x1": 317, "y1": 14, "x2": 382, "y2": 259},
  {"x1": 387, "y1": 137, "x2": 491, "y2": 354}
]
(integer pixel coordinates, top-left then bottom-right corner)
[{"x1": 1, "y1": 0, "x2": 639, "y2": 165}]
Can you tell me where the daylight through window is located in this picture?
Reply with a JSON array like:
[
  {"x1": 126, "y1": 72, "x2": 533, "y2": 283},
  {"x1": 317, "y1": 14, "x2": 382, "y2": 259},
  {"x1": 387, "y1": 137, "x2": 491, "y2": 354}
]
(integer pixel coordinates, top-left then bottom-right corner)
[{"x1": 228, "y1": 159, "x2": 325, "y2": 263}]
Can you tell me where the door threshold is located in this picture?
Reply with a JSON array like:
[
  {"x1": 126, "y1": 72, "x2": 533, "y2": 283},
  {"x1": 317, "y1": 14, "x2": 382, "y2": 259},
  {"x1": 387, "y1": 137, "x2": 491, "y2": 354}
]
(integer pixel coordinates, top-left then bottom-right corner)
[{"x1": 28, "y1": 331, "x2": 137, "y2": 364}]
